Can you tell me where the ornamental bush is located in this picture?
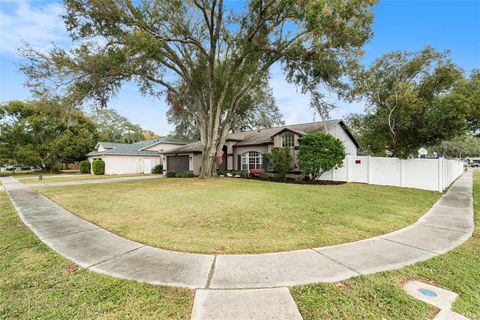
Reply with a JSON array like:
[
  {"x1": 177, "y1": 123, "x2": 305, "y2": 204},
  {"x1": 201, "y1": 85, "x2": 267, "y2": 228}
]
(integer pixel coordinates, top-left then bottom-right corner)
[
  {"x1": 166, "y1": 171, "x2": 176, "y2": 178},
  {"x1": 80, "y1": 160, "x2": 91, "y2": 173},
  {"x1": 270, "y1": 147, "x2": 292, "y2": 178},
  {"x1": 178, "y1": 171, "x2": 194, "y2": 178},
  {"x1": 298, "y1": 132, "x2": 346, "y2": 180},
  {"x1": 152, "y1": 164, "x2": 163, "y2": 174},
  {"x1": 92, "y1": 159, "x2": 105, "y2": 175}
]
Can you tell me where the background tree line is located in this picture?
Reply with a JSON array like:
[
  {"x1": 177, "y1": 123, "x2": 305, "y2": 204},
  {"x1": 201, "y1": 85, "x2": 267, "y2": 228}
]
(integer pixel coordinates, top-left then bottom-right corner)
[{"x1": 0, "y1": 101, "x2": 161, "y2": 171}]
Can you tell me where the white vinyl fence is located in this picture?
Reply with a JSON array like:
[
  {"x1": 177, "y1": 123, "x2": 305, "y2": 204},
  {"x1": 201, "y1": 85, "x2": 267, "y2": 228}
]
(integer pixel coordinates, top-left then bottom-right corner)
[{"x1": 319, "y1": 156, "x2": 464, "y2": 192}]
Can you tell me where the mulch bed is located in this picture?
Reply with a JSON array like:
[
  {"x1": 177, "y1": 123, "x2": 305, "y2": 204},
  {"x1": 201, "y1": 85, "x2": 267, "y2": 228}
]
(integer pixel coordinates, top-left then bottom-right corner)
[{"x1": 241, "y1": 176, "x2": 346, "y2": 185}]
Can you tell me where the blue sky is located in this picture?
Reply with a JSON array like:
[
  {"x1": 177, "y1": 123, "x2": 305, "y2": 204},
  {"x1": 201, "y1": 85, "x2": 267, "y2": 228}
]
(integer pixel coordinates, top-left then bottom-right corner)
[{"x1": 0, "y1": 0, "x2": 479, "y2": 135}]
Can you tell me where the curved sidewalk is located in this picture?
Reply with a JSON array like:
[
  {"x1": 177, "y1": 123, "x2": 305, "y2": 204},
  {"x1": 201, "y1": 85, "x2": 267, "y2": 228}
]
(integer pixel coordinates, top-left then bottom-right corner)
[{"x1": 0, "y1": 173, "x2": 474, "y2": 290}]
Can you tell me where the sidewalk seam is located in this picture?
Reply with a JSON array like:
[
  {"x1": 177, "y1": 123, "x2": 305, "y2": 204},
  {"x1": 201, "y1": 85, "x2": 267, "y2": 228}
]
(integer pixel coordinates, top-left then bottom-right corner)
[
  {"x1": 379, "y1": 237, "x2": 441, "y2": 255},
  {"x1": 86, "y1": 245, "x2": 146, "y2": 269},
  {"x1": 310, "y1": 249, "x2": 362, "y2": 276},
  {"x1": 205, "y1": 255, "x2": 217, "y2": 288}
]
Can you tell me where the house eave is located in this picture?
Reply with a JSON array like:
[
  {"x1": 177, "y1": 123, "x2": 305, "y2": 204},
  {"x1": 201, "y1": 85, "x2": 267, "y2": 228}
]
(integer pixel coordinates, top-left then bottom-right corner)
[
  {"x1": 88, "y1": 153, "x2": 161, "y2": 157},
  {"x1": 138, "y1": 140, "x2": 187, "y2": 151}
]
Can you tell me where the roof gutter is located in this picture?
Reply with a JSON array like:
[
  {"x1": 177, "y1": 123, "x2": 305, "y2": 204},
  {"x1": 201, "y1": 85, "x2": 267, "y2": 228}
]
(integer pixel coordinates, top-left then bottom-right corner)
[{"x1": 88, "y1": 153, "x2": 161, "y2": 157}]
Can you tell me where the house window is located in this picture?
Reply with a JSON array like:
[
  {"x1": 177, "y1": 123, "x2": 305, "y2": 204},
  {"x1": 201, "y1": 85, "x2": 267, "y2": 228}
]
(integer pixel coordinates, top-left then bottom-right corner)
[
  {"x1": 241, "y1": 151, "x2": 263, "y2": 170},
  {"x1": 282, "y1": 133, "x2": 294, "y2": 148}
]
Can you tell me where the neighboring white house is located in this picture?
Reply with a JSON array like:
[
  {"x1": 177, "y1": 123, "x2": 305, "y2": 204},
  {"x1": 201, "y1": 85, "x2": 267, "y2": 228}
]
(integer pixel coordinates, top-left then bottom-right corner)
[{"x1": 87, "y1": 138, "x2": 186, "y2": 174}]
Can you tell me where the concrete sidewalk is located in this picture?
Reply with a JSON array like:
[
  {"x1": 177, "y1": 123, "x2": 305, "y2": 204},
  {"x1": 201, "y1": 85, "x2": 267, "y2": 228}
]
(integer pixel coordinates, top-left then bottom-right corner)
[
  {"x1": 1, "y1": 172, "x2": 474, "y2": 319},
  {"x1": 15, "y1": 173, "x2": 92, "y2": 180}
]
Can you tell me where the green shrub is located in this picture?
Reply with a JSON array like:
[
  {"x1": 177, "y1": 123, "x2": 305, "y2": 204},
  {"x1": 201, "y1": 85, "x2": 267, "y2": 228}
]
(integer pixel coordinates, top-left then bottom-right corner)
[
  {"x1": 294, "y1": 174, "x2": 306, "y2": 183},
  {"x1": 259, "y1": 172, "x2": 270, "y2": 179},
  {"x1": 166, "y1": 171, "x2": 176, "y2": 178},
  {"x1": 270, "y1": 148, "x2": 292, "y2": 178},
  {"x1": 262, "y1": 153, "x2": 272, "y2": 170},
  {"x1": 92, "y1": 160, "x2": 105, "y2": 175},
  {"x1": 152, "y1": 164, "x2": 163, "y2": 174},
  {"x1": 298, "y1": 132, "x2": 345, "y2": 180},
  {"x1": 240, "y1": 170, "x2": 249, "y2": 178},
  {"x1": 80, "y1": 161, "x2": 91, "y2": 173},
  {"x1": 178, "y1": 171, "x2": 194, "y2": 178},
  {"x1": 52, "y1": 163, "x2": 63, "y2": 173},
  {"x1": 218, "y1": 169, "x2": 227, "y2": 176}
]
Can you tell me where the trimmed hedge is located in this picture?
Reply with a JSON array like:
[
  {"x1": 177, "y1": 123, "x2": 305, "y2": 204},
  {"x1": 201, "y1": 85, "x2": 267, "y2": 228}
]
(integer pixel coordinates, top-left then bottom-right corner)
[
  {"x1": 92, "y1": 160, "x2": 105, "y2": 175},
  {"x1": 80, "y1": 161, "x2": 91, "y2": 174},
  {"x1": 152, "y1": 164, "x2": 163, "y2": 174},
  {"x1": 166, "y1": 171, "x2": 194, "y2": 178},
  {"x1": 178, "y1": 171, "x2": 194, "y2": 178}
]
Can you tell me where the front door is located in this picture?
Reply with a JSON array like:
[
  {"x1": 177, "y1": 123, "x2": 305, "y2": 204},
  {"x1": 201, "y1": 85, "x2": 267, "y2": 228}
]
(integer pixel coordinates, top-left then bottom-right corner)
[{"x1": 144, "y1": 159, "x2": 152, "y2": 174}]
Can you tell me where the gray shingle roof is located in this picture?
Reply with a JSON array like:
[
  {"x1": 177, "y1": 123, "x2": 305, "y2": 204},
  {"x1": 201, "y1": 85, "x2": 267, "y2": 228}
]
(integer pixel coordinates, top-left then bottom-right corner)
[
  {"x1": 229, "y1": 120, "x2": 341, "y2": 146},
  {"x1": 88, "y1": 137, "x2": 186, "y2": 156},
  {"x1": 134, "y1": 137, "x2": 187, "y2": 147},
  {"x1": 164, "y1": 119, "x2": 357, "y2": 154},
  {"x1": 164, "y1": 141, "x2": 203, "y2": 154}
]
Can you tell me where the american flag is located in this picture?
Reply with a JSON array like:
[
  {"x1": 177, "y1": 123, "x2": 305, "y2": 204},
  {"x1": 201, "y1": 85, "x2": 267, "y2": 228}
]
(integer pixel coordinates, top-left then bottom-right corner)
[{"x1": 217, "y1": 150, "x2": 224, "y2": 165}]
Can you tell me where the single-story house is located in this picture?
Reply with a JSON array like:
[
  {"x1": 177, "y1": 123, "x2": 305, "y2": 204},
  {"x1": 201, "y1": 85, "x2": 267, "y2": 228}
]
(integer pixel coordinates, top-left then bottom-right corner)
[
  {"x1": 163, "y1": 119, "x2": 359, "y2": 175},
  {"x1": 87, "y1": 138, "x2": 186, "y2": 174}
]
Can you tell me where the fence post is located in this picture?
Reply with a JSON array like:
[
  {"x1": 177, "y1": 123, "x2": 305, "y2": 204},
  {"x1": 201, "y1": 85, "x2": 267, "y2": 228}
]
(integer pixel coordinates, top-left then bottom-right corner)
[
  {"x1": 437, "y1": 159, "x2": 443, "y2": 192},
  {"x1": 367, "y1": 156, "x2": 372, "y2": 184},
  {"x1": 400, "y1": 159, "x2": 406, "y2": 187}
]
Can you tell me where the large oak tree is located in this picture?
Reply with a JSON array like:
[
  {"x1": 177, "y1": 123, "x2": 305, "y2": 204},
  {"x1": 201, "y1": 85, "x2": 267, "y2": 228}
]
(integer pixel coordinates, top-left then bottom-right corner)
[
  {"x1": 21, "y1": 0, "x2": 375, "y2": 177},
  {"x1": 349, "y1": 47, "x2": 469, "y2": 158}
]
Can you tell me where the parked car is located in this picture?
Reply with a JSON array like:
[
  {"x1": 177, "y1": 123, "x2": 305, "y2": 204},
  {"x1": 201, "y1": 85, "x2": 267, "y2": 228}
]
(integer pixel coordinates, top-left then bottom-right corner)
[{"x1": 5, "y1": 165, "x2": 30, "y2": 171}]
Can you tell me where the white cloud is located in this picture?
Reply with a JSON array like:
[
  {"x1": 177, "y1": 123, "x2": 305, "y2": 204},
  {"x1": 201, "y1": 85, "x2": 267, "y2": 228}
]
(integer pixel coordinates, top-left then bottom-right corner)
[{"x1": 0, "y1": 0, "x2": 69, "y2": 55}]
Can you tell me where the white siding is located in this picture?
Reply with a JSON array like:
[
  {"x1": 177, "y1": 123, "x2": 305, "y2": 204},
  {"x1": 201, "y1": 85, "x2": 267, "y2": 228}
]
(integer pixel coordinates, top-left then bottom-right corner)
[
  {"x1": 89, "y1": 155, "x2": 161, "y2": 174},
  {"x1": 328, "y1": 124, "x2": 358, "y2": 156}
]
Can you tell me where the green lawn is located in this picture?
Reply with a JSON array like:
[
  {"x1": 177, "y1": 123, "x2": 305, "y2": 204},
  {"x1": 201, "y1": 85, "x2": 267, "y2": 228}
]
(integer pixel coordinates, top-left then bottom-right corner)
[
  {"x1": 0, "y1": 192, "x2": 193, "y2": 320},
  {"x1": 291, "y1": 173, "x2": 480, "y2": 320},
  {"x1": 21, "y1": 173, "x2": 149, "y2": 184},
  {"x1": 38, "y1": 178, "x2": 440, "y2": 254}
]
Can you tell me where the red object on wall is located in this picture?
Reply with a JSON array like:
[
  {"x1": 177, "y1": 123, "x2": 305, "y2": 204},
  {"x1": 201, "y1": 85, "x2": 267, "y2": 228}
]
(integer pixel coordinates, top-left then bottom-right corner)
[
  {"x1": 355, "y1": 160, "x2": 361, "y2": 164},
  {"x1": 249, "y1": 169, "x2": 265, "y2": 177}
]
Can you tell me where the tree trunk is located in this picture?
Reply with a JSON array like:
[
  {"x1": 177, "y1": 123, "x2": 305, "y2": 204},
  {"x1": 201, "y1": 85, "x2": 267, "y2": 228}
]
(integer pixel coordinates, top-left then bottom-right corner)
[
  {"x1": 199, "y1": 139, "x2": 223, "y2": 178},
  {"x1": 197, "y1": 110, "x2": 234, "y2": 178}
]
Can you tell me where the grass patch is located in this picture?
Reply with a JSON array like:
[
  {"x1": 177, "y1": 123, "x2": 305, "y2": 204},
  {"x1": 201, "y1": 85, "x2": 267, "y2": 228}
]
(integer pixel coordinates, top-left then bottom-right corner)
[
  {"x1": 38, "y1": 178, "x2": 439, "y2": 254},
  {"x1": 291, "y1": 173, "x2": 480, "y2": 320},
  {"x1": 20, "y1": 173, "x2": 148, "y2": 184},
  {"x1": 0, "y1": 192, "x2": 193, "y2": 319}
]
